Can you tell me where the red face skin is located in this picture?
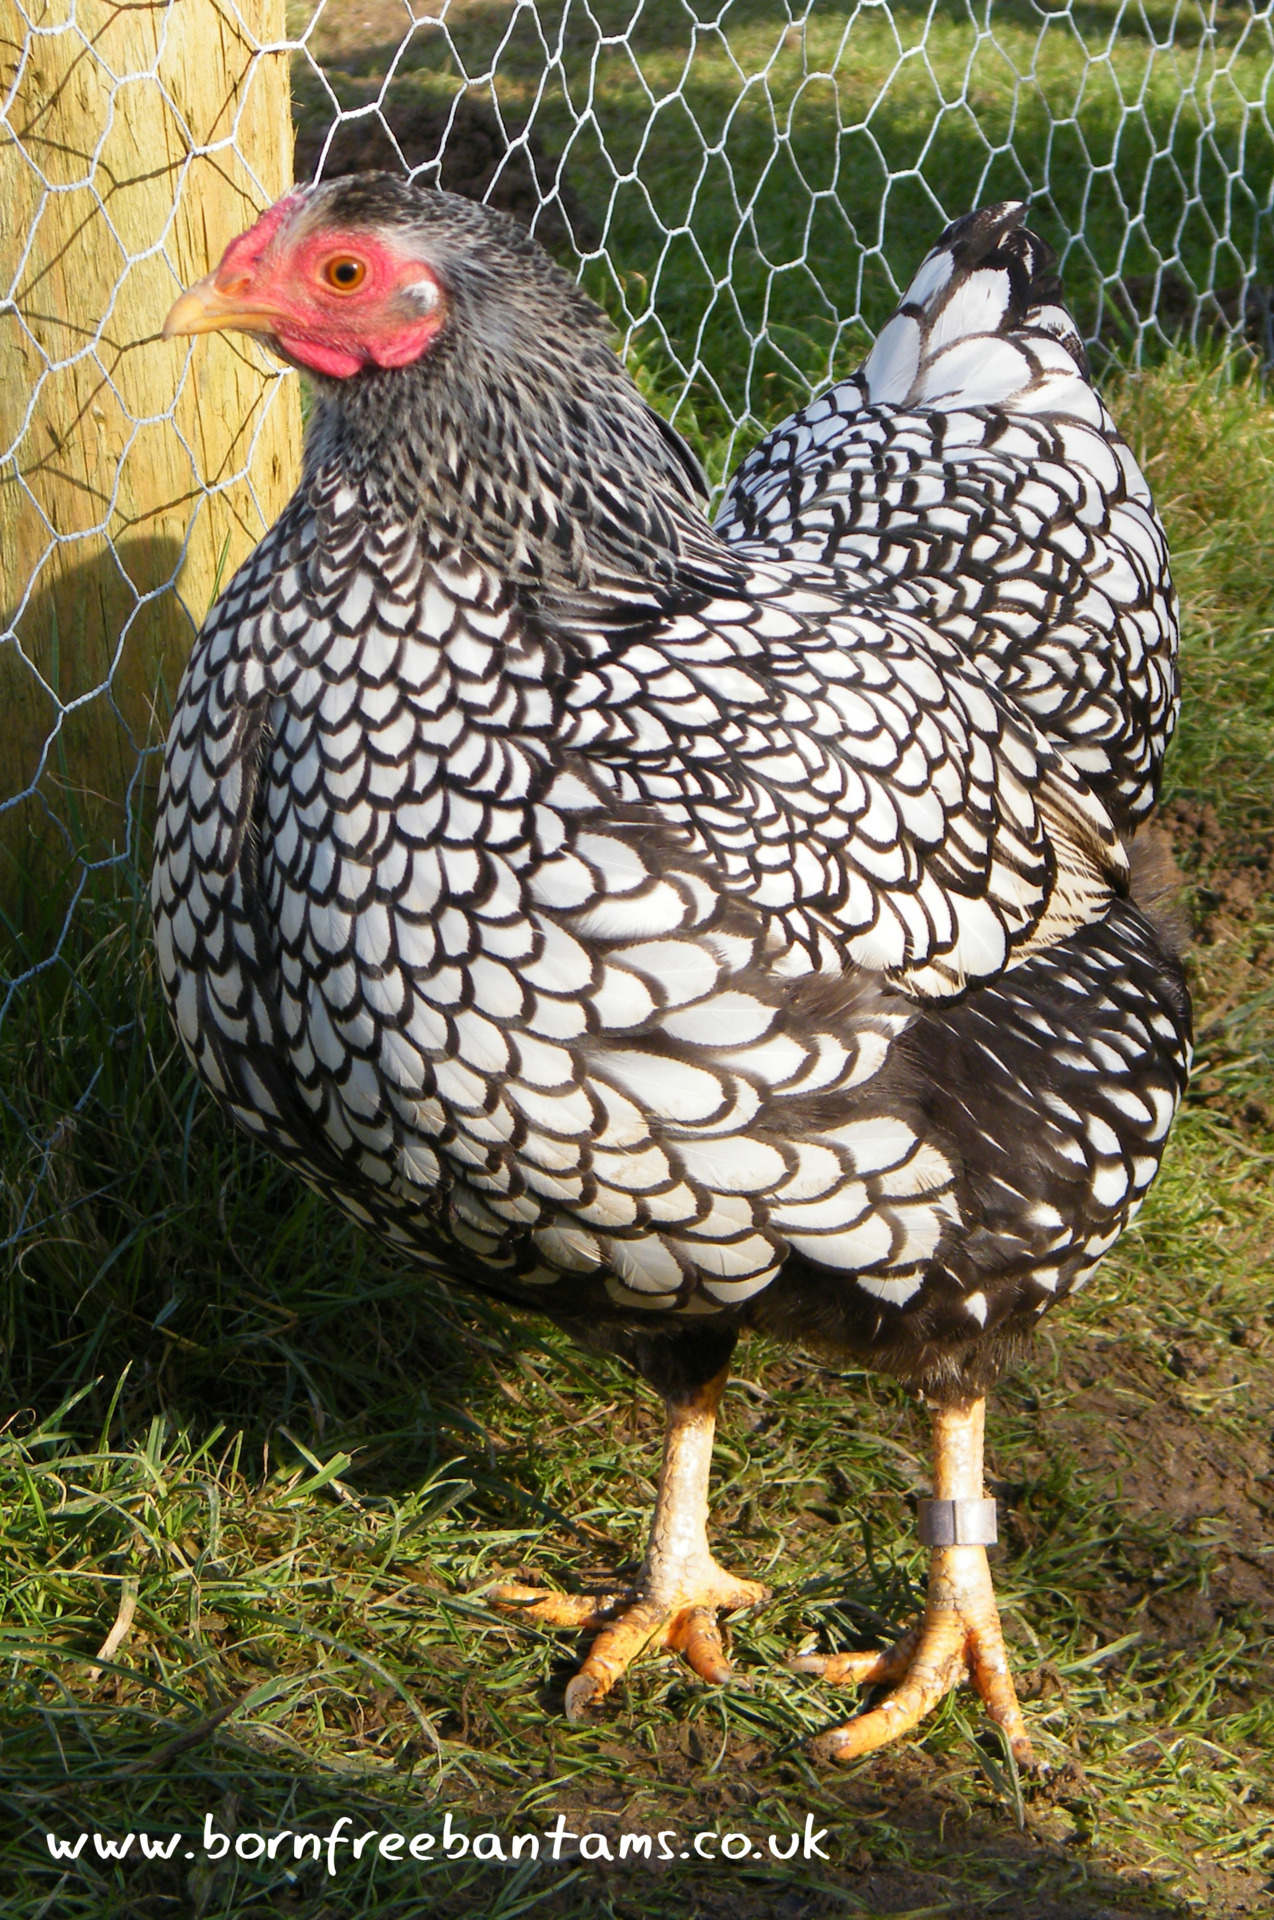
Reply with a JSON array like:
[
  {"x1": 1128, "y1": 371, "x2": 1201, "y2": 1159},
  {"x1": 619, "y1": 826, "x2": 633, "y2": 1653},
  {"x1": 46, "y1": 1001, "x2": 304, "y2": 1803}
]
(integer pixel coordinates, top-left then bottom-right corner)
[{"x1": 163, "y1": 194, "x2": 446, "y2": 379}]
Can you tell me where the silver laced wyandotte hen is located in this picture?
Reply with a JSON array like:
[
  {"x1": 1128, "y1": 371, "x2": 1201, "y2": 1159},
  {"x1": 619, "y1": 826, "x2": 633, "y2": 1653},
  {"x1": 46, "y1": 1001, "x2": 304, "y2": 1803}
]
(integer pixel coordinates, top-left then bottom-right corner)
[{"x1": 156, "y1": 181, "x2": 1190, "y2": 1767}]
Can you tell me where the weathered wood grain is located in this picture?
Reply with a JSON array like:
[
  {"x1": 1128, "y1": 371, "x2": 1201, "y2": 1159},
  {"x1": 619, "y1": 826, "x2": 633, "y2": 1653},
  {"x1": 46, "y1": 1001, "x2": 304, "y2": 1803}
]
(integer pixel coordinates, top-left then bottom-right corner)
[{"x1": 0, "y1": 0, "x2": 301, "y2": 908}]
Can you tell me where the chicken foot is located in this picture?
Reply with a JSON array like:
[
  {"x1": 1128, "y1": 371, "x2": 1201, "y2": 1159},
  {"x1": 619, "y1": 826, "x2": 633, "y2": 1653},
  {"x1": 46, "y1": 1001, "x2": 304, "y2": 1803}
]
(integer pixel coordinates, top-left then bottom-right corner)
[
  {"x1": 485, "y1": 1364, "x2": 767, "y2": 1717},
  {"x1": 793, "y1": 1397, "x2": 1036, "y2": 1768}
]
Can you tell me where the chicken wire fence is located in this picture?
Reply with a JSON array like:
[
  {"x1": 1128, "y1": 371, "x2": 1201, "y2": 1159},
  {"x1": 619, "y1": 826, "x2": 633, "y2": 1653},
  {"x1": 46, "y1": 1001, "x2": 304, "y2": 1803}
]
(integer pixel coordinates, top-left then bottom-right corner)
[{"x1": 2, "y1": 0, "x2": 1273, "y2": 1240}]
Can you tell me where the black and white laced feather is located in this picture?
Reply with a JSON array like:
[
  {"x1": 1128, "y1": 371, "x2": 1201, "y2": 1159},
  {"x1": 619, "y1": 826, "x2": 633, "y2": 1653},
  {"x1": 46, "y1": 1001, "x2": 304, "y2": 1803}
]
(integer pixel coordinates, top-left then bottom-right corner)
[
  {"x1": 153, "y1": 181, "x2": 1189, "y2": 1395},
  {"x1": 717, "y1": 204, "x2": 1179, "y2": 834}
]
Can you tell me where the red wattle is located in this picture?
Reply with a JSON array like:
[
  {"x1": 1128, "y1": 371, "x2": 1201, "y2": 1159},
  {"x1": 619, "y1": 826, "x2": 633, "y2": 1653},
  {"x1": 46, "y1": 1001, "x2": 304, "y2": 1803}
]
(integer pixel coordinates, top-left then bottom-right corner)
[{"x1": 276, "y1": 334, "x2": 367, "y2": 379}]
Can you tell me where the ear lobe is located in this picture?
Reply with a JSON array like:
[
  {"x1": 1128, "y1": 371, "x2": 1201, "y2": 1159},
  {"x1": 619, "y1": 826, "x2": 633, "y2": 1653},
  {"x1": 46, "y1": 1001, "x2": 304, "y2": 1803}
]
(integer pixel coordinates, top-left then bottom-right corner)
[{"x1": 403, "y1": 278, "x2": 441, "y2": 313}]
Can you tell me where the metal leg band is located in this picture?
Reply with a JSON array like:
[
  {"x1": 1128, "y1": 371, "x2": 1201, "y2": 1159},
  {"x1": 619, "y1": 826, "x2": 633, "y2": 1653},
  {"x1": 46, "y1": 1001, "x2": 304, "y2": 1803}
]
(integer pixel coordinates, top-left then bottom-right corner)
[{"x1": 917, "y1": 1497, "x2": 997, "y2": 1547}]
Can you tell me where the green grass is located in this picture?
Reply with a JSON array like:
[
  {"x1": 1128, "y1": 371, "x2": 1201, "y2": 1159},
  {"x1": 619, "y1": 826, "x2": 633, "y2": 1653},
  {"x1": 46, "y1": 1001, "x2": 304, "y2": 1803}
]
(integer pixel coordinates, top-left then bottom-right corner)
[{"x1": 2, "y1": 353, "x2": 1274, "y2": 1916}]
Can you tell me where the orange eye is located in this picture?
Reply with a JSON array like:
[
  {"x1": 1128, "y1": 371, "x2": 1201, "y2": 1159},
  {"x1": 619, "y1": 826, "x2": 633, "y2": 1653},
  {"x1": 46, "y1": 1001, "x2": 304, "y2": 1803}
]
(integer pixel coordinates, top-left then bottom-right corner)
[{"x1": 323, "y1": 255, "x2": 366, "y2": 292}]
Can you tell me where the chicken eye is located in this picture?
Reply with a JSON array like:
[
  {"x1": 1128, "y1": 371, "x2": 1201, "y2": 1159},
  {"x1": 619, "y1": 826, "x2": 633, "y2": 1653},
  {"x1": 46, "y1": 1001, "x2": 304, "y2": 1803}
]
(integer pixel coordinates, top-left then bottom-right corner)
[{"x1": 323, "y1": 256, "x2": 366, "y2": 292}]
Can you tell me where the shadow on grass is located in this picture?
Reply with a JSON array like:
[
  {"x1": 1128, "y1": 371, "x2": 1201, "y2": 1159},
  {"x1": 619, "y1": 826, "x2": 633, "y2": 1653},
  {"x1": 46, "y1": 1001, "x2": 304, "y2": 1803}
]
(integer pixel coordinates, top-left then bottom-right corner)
[
  {"x1": 1, "y1": 1673, "x2": 1197, "y2": 1920},
  {"x1": 0, "y1": 537, "x2": 190, "y2": 963}
]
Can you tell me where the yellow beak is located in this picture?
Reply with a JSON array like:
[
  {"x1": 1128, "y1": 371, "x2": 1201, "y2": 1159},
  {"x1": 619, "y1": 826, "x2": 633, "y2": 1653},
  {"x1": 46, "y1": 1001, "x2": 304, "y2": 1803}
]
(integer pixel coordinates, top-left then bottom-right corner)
[{"x1": 163, "y1": 270, "x2": 284, "y2": 340}]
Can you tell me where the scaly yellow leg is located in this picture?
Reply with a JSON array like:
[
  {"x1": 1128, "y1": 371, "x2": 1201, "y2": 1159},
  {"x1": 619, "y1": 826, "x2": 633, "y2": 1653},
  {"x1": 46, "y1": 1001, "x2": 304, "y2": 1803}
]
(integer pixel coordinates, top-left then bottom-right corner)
[
  {"x1": 793, "y1": 1398, "x2": 1036, "y2": 1768},
  {"x1": 485, "y1": 1365, "x2": 767, "y2": 1717}
]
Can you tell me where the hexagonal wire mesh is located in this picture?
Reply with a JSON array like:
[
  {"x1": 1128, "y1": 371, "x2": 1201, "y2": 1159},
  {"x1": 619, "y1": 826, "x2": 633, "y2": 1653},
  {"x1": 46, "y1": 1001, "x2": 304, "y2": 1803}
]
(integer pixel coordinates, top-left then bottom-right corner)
[{"x1": 2, "y1": 0, "x2": 1272, "y2": 1251}]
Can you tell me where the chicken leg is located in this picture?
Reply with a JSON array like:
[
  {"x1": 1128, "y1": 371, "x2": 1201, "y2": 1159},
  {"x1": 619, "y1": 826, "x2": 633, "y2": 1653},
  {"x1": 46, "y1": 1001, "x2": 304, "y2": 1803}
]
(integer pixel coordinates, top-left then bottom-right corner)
[
  {"x1": 486, "y1": 1364, "x2": 767, "y2": 1716},
  {"x1": 793, "y1": 1397, "x2": 1036, "y2": 1767}
]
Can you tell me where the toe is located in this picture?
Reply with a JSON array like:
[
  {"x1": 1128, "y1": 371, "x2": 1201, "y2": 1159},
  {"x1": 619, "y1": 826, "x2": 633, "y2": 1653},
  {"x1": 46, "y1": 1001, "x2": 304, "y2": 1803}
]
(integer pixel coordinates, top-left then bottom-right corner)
[
  {"x1": 790, "y1": 1625, "x2": 921, "y2": 1689},
  {"x1": 561, "y1": 1598, "x2": 669, "y2": 1712},
  {"x1": 488, "y1": 1561, "x2": 765, "y2": 1716},
  {"x1": 668, "y1": 1605, "x2": 733, "y2": 1686},
  {"x1": 482, "y1": 1583, "x2": 629, "y2": 1629},
  {"x1": 809, "y1": 1613, "x2": 968, "y2": 1764},
  {"x1": 968, "y1": 1622, "x2": 1037, "y2": 1770}
]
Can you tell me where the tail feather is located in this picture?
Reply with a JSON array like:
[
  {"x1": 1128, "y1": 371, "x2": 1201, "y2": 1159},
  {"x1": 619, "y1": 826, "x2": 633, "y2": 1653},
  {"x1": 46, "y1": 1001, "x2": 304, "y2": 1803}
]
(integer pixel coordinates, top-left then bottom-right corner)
[
  {"x1": 860, "y1": 201, "x2": 1089, "y2": 407},
  {"x1": 713, "y1": 197, "x2": 1179, "y2": 834}
]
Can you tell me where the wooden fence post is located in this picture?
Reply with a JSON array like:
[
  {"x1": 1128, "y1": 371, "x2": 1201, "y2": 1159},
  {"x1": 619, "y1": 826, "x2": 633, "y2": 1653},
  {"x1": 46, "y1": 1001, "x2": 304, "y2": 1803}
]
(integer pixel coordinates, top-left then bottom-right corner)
[{"x1": 0, "y1": 0, "x2": 301, "y2": 911}]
